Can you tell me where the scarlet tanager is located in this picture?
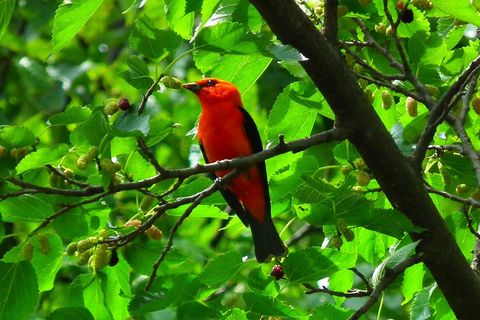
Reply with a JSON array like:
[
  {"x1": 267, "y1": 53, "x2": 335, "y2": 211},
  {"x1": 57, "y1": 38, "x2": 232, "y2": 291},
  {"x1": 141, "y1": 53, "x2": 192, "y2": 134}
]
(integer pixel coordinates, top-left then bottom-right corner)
[{"x1": 183, "y1": 78, "x2": 287, "y2": 262}]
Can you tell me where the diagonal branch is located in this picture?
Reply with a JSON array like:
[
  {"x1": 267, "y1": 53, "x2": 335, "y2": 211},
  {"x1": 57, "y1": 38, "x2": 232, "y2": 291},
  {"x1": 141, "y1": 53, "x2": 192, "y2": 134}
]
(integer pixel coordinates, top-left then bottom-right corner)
[
  {"x1": 413, "y1": 55, "x2": 480, "y2": 169},
  {"x1": 144, "y1": 169, "x2": 239, "y2": 291},
  {"x1": 348, "y1": 255, "x2": 422, "y2": 320}
]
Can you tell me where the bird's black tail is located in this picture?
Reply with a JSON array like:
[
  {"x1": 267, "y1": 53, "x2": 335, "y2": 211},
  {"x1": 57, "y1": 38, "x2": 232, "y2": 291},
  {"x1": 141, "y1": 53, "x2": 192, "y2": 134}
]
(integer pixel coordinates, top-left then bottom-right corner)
[{"x1": 250, "y1": 218, "x2": 287, "y2": 262}]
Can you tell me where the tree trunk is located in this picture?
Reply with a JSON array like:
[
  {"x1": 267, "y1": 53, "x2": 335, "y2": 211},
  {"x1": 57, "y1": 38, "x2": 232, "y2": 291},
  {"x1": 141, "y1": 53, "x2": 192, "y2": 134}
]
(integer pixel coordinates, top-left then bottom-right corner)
[{"x1": 249, "y1": 0, "x2": 480, "y2": 318}]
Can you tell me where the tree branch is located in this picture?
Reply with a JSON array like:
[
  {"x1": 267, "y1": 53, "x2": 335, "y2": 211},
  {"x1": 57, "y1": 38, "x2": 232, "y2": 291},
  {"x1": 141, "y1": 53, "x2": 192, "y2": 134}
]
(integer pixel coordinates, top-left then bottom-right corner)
[
  {"x1": 348, "y1": 255, "x2": 422, "y2": 320},
  {"x1": 323, "y1": 0, "x2": 338, "y2": 46},
  {"x1": 413, "y1": 55, "x2": 480, "y2": 169},
  {"x1": 144, "y1": 170, "x2": 239, "y2": 291}
]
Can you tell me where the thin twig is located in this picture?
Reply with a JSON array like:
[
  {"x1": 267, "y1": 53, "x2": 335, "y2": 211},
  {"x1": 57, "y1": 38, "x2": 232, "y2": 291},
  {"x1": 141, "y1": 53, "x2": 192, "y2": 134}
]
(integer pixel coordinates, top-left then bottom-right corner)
[
  {"x1": 350, "y1": 267, "x2": 373, "y2": 292},
  {"x1": 144, "y1": 170, "x2": 239, "y2": 291},
  {"x1": 462, "y1": 204, "x2": 480, "y2": 240},
  {"x1": 459, "y1": 72, "x2": 480, "y2": 124},
  {"x1": 425, "y1": 185, "x2": 480, "y2": 208},
  {"x1": 304, "y1": 283, "x2": 370, "y2": 297},
  {"x1": 137, "y1": 137, "x2": 166, "y2": 174},
  {"x1": 413, "y1": 55, "x2": 480, "y2": 169},
  {"x1": 348, "y1": 254, "x2": 422, "y2": 320},
  {"x1": 28, "y1": 192, "x2": 109, "y2": 237}
]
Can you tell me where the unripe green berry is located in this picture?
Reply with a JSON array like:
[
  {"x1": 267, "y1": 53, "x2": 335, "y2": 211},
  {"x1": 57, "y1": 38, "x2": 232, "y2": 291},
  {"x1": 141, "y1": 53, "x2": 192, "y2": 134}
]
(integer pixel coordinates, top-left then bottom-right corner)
[
  {"x1": 161, "y1": 76, "x2": 182, "y2": 89},
  {"x1": 381, "y1": 90, "x2": 393, "y2": 110},
  {"x1": 76, "y1": 154, "x2": 89, "y2": 170},
  {"x1": 140, "y1": 196, "x2": 154, "y2": 212},
  {"x1": 66, "y1": 242, "x2": 78, "y2": 256},
  {"x1": 63, "y1": 168, "x2": 74, "y2": 179},
  {"x1": 456, "y1": 184, "x2": 469, "y2": 194},
  {"x1": 353, "y1": 158, "x2": 367, "y2": 171},
  {"x1": 104, "y1": 101, "x2": 119, "y2": 115},
  {"x1": 77, "y1": 237, "x2": 97, "y2": 253},
  {"x1": 0, "y1": 145, "x2": 6, "y2": 158},
  {"x1": 406, "y1": 97, "x2": 418, "y2": 117},
  {"x1": 38, "y1": 234, "x2": 50, "y2": 256},
  {"x1": 23, "y1": 242, "x2": 33, "y2": 261},
  {"x1": 49, "y1": 173, "x2": 61, "y2": 187},
  {"x1": 89, "y1": 244, "x2": 112, "y2": 271},
  {"x1": 76, "y1": 248, "x2": 94, "y2": 266},
  {"x1": 343, "y1": 228, "x2": 355, "y2": 242},
  {"x1": 356, "y1": 170, "x2": 371, "y2": 186},
  {"x1": 340, "y1": 164, "x2": 352, "y2": 175},
  {"x1": 100, "y1": 158, "x2": 122, "y2": 174}
]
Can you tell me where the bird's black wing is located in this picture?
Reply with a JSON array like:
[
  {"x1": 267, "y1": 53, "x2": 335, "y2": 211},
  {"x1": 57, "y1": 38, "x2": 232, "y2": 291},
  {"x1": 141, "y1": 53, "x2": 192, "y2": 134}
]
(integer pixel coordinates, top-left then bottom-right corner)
[
  {"x1": 199, "y1": 141, "x2": 250, "y2": 226},
  {"x1": 237, "y1": 107, "x2": 271, "y2": 219}
]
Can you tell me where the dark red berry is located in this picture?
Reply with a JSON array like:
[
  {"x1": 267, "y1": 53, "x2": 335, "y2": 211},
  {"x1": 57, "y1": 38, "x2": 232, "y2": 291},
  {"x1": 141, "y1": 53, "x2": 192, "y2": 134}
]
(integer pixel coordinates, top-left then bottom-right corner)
[
  {"x1": 397, "y1": 0, "x2": 405, "y2": 10},
  {"x1": 399, "y1": 8, "x2": 414, "y2": 23},
  {"x1": 270, "y1": 264, "x2": 285, "y2": 280},
  {"x1": 119, "y1": 98, "x2": 130, "y2": 111}
]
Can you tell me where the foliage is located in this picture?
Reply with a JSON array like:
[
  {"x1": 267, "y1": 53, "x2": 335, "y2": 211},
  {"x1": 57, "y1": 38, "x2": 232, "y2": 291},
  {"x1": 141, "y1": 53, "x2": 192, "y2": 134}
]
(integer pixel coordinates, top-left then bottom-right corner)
[{"x1": 0, "y1": 0, "x2": 478, "y2": 319}]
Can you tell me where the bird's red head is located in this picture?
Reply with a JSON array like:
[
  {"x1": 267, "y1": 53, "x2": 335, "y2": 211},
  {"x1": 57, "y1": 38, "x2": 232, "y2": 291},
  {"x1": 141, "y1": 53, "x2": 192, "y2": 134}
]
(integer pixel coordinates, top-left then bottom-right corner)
[{"x1": 182, "y1": 78, "x2": 242, "y2": 108}]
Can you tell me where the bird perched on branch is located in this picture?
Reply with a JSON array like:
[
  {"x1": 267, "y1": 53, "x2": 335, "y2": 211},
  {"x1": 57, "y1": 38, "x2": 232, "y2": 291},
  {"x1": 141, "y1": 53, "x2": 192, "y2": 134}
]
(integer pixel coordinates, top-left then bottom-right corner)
[{"x1": 183, "y1": 78, "x2": 287, "y2": 262}]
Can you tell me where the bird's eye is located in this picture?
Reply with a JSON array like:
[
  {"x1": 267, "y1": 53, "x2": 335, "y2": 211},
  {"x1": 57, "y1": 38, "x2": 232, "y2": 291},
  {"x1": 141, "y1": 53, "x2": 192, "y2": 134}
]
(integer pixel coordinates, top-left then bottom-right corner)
[{"x1": 206, "y1": 79, "x2": 216, "y2": 87}]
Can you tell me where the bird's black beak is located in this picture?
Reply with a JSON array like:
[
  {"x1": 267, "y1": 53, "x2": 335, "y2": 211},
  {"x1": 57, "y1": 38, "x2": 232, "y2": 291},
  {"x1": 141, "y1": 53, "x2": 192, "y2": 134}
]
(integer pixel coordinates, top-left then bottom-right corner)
[{"x1": 182, "y1": 82, "x2": 202, "y2": 92}]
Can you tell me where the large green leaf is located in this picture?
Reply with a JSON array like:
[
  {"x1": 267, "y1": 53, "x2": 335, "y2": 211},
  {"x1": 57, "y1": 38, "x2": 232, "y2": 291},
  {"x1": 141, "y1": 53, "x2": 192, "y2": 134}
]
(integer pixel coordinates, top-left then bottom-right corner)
[
  {"x1": 283, "y1": 247, "x2": 340, "y2": 284},
  {"x1": 52, "y1": 0, "x2": 105, "y2": 52},
  {"x1": 16, "y1": 144, "x2": 69, "y2": 174},
  {"x1": 48, "y1": 106, "x2": 92, "y2": 125},
  {"x1": 310, "y1": 304, "x2": 353, "y2": 320},
  {"x1": 0, "y1": 195, "x2": 53, "y2": 222},
  {"x1": 165, "y1": 0, "x2": 194, "y2": 40},
  {"x1": 0, "y1": 0, "x2": 16, "y2": 39},
  {"x1": 47, "y1": 307, "x2": 94, "y2": 320},
  {"x1": 199, "y1": 250, "x2": 243, "y2": 285},
  {"x1": 243, "y1": 292, "x2": 307, "y2": 318},
  {"x1": 129, "y1": 18, "x2": 181, "y2": 60},
  {"x1": 0, "y1": 262, "x2": 39, "y2": 320},
  {"x1": 431, "y1": 0, "x2": 480, "y2": 26},
  {"x1": 31, "y1": 233, "x2": 64, "y2": 292},
  {"x1": 79, "y1": 273, "x2": 112, "y2": 320},
  {"x1": 0, "y1": 126, "x2": 36, "y2": 148}
]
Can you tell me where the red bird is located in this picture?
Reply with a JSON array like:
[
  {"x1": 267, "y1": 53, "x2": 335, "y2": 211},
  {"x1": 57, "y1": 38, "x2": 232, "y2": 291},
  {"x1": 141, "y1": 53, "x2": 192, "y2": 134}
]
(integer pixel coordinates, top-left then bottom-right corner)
[{"x1": 183, "y1": 78, "x2": 287, "y2": 262}]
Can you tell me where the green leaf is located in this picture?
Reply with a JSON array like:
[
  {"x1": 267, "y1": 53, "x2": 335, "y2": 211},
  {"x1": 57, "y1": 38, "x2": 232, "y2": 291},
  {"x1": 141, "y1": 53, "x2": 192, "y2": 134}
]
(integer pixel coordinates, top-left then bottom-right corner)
[
  {"x1": 112, "y1": 110, "x2": 150, "y2": 137},
  {"x1": 242, "y1": 292, "x2": 307, "y2": 318},
  {"x1": 0, "y1": 195, "x2": 53, "y2": 222},
  {"x1": 167, "y1": 204, "x2": 229, "y2": 219},
  {"x1": 31, "y1": 233, "x2": 64, "y2": 292},
  {"x1": 310, "y1": 304, "x2": 353, "y2": 320},
  {"x1": 199, "y1": 250, "x2": 243, "y2": 285},
  {"x1": 52, "y1": 0, "x2": 105, "y2": 52},
  {"x1": 223, "y1": 308, "x2": 248, "y2": 320},
  {"x1": 0, "y1": 0, "x2": 16, "y2": 39},
  {"x1": 186, "y1": 0, "x2": 203, "y2": 13},
  {"x1": 145, "y1": 114, "x2": 173, "y2": 147},
  {"x1": 104, "y1": 263, "x2": 131, "y2": 320},
  {"x1": 410, "y1": 285, "x2": 435, "y2": 320},
  {"x1": 402, "y1": 263, "x2": 425, "y2": 305},
  {"x1": 165, "y1": 0, "x2": 194, "y2": 40},
  {"x1": 16, "y1": 144, "x2": 69, "y2": 174},
  {"x1": 266, "y1": 83, "x2": 318, "y2": 142},
  {"x1": 266, "y1": 44, "x2": 304, "y2": 61},
  {"x1": 247, "y1": 267, "x2": 279, "y2": 297},
  {"x1": 0, "y1": 262, "x2": 39, "y2": 320},
  {"x1": 283, "y1": 247, "x2": 340, "y2": 284},
  {"x1": 47, "y1": 307, "x2": 94, "y2": 320},
  {"x1": 124, "y1": 151, "x2": 156, "y2": 181},
  {"x1": 372, "y1": 241, "x2": 420, "y2": 286},
  {"x1": 79, "y1": 274, "x2": 112, "y2": 320},
  {"x1": 431, "y1": 0, "x2": 480, "y2": 26},
  {"x1": 129, "y1": 18, "x2": 181, "y2": 60},
  {"x1": 48, "y1": 106, "x2": 92, "y2": 125},
  {"x1": 0, "y1": 126, "x2": 36, "y2": 148},
  {"x1": 124, "y1": 55, "x2": 154, "y2": 90},
  {"x1": 70, "y1": 109, "x2": 111, "y2": 150}
]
